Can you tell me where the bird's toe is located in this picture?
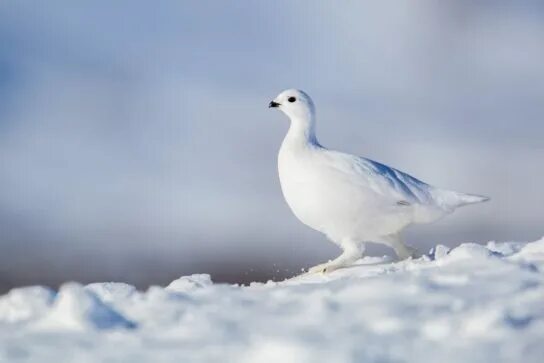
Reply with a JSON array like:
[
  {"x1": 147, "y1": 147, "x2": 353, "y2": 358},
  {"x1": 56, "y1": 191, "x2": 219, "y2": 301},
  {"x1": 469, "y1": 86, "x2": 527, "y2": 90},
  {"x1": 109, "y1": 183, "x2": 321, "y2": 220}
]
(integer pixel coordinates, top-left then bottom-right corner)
[
  {"x1": 308, "y1": 263, "x2": 330, "y2": 274},
  {"x1": 308, "y1": 261, "x2": 344, "y2": 274}
]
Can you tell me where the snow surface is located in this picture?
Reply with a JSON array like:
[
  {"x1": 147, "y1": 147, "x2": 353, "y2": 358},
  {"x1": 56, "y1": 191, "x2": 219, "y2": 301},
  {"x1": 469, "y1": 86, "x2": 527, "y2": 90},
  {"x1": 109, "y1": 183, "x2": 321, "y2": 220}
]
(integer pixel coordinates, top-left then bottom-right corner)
[{"x1": 1, "y1": 238, "x2": 544, "y2": 363}]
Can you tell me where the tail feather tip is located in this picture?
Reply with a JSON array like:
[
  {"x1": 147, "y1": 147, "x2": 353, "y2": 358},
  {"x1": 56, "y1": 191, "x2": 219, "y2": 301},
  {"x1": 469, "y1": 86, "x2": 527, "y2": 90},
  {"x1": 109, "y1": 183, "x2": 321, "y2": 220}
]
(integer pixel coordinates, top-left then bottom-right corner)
[{"x1": 458, "y1": 193, "x2": 490, "y2": 206}]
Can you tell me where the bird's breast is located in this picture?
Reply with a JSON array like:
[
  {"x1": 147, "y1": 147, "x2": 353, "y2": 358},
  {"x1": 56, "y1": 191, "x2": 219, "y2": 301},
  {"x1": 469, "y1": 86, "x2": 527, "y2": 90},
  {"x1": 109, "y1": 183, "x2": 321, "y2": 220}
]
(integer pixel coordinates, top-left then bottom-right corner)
[
  {"x1": 277, "y1": 147, "x2": 365, "y2": 234},
  {"x1": 278, "y1": 147, "x2": 325, "y2": 223}
]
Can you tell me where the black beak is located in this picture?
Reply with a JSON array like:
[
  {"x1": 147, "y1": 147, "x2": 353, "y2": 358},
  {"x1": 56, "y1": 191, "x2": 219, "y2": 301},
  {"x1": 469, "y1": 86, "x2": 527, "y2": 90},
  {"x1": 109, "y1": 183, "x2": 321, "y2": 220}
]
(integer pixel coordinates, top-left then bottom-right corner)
[{"x1": 269, "y1": 101, "x2": 280, "y2": 108}]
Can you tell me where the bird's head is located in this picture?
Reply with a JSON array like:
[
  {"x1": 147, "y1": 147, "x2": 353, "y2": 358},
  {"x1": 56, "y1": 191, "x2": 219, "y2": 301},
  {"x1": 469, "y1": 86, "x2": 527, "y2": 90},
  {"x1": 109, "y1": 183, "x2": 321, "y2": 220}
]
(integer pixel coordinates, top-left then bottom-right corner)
[{"x1": 269, "y1": 89, "x2": 315, "y2": 122}]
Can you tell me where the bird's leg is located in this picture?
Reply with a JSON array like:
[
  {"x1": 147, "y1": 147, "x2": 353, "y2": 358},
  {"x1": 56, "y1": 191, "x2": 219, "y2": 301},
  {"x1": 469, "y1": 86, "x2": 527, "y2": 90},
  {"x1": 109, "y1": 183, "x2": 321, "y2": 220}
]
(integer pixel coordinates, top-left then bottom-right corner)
[
  {"x1": 308, "y1": 240, "x2": 365, "y2": 274},
  {"x1": 394, "y1": 244, "x2": 418, "y2": 260},
  {"x1": 387, "y1": 234, "x2": 419, "y2": 260}
]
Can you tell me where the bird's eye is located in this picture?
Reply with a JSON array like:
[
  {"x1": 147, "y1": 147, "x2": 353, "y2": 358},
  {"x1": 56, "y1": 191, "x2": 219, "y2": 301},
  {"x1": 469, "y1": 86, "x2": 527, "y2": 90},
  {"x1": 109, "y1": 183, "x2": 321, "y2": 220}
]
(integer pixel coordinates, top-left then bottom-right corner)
[{"x1": 288, "y1": 96, "x2": 296, "y2": 103}]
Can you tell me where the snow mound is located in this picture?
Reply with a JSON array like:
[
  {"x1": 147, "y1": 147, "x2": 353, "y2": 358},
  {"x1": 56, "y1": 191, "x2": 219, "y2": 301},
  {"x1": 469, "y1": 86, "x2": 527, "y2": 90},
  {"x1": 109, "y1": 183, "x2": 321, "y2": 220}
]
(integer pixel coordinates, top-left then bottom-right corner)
[
  {"x1": 32, "y1": 282, "x2": 136, "y2": 331},
  {"x1": 0, "y1": 238, "x2": 543, "y2": 363},
  {"x1": 85, "y1": 282, "x2": 137, "y2": 303},
  {"x1": 0, "y1": 286, "x2": 54, "y2": 324},
  {"x1": 165, "y1": 274, "x2": 213, "y2": 293}
]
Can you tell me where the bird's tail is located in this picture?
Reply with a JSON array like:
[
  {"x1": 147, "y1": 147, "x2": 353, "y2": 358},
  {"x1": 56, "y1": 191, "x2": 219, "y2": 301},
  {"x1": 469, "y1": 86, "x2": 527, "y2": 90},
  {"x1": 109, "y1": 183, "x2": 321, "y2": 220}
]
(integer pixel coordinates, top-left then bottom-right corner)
[
  {"x1": 433, "y1": 189, "x2": 490, "y2": 210},
  {"x1": 454, "y1": 192, "x2": 490, "y2": 207}
]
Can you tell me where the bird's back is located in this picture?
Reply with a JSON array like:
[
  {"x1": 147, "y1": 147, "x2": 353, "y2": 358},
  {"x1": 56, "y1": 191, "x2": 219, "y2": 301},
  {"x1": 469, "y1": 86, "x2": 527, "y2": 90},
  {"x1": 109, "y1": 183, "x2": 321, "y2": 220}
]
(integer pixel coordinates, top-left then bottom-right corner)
[
  {"x1": 330, "y1": 151, "x2": 489, "y2": 222},
  {"x1": 285, "y1": 147, "x2": 488, "y2": 227}
]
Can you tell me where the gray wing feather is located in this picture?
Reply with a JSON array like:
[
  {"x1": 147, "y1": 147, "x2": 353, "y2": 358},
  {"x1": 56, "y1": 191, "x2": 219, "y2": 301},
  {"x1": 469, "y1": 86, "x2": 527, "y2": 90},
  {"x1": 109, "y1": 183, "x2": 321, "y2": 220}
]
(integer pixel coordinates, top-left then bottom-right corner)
[{"x1": 356, "y1": 158, "x2": 435, "y2": 205}]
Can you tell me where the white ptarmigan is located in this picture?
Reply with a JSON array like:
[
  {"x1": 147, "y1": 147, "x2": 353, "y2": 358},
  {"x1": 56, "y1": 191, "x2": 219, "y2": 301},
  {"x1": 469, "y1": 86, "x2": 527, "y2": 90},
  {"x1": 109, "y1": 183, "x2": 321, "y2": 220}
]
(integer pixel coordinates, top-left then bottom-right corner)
[{"x1": 269, "y1": 89, "x2": 489, "y2": 274}]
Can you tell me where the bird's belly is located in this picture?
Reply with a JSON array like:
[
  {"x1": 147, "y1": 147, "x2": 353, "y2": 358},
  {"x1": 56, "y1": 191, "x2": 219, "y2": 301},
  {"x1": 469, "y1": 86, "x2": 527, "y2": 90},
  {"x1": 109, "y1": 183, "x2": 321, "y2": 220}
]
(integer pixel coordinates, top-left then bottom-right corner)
[{"x1": 279, "y1": 165, "x2": 408, "y2": 242}]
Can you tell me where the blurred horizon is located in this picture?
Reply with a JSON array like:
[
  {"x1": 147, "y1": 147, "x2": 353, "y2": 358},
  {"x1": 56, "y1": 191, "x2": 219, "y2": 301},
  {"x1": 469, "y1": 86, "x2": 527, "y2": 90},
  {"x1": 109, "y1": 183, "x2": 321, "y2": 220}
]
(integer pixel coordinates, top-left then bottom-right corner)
[{"x1": 1, "y1": 1, "x2": 543, "y2": 292}]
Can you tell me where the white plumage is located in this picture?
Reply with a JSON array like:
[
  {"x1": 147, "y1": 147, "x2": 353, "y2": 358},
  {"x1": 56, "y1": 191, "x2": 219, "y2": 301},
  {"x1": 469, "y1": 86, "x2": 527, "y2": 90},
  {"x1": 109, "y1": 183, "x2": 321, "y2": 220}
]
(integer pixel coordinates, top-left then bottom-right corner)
[{"x1": 269, "y1": 89, "x2": 489, "y2": 273}]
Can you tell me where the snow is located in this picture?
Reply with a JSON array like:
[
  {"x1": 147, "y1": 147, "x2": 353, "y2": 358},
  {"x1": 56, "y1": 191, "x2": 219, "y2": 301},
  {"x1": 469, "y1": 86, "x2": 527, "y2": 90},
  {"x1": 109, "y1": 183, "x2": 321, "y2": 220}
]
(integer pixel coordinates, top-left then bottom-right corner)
[{"x1": 1, "y1": 238, "x2": 543, "y2": 363}]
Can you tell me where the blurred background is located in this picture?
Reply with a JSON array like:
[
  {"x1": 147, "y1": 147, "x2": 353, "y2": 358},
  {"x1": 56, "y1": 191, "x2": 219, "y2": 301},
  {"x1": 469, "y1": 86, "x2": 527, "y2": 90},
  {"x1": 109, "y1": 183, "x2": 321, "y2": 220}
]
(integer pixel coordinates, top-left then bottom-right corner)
[{"x1": 0, "y1": 1, "x2": 543, "y2": 292}]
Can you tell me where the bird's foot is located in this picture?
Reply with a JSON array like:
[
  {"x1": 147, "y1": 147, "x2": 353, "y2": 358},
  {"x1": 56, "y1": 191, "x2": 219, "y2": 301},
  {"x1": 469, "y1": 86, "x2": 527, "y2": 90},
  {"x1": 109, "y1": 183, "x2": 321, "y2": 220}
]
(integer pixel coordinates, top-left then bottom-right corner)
[
  {"x1": 308, "y1": 260, "x2": 345, "y2": 274},
  {"x1": 307, "y1": 242, "x2": 364, "y2": 274}
]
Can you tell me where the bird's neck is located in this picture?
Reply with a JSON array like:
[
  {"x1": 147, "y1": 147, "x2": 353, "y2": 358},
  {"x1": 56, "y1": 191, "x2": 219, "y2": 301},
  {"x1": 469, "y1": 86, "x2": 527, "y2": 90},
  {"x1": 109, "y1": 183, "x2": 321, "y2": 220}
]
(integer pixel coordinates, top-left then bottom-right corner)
[{"x1": 284, "y1": 115, "x2": 319, "y2": 149}]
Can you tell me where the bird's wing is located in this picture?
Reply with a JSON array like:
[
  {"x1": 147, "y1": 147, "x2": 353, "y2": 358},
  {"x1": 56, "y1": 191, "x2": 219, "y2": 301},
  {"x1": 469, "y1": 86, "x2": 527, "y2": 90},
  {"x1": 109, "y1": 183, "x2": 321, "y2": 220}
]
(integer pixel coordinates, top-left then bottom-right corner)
[{"x1": 324, "y1": 151, "x2": 435, "y2": 205}]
